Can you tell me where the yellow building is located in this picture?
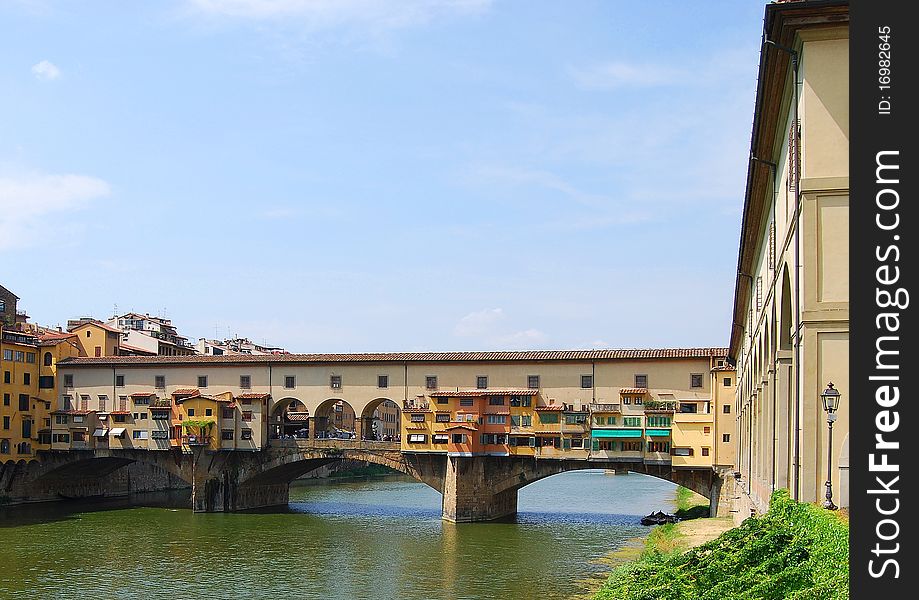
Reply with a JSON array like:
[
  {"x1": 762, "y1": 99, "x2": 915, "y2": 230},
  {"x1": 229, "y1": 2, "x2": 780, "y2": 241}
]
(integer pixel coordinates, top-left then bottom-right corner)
[
  {"x1": 729, "y1": 0, "x2": 849, "y2": 512},
  {"x1": 69, "y1": 320, "x2": 121, "y2": 358},
  {"x1": 1, "y1": 326, "x2": 42, "y2": 459}
]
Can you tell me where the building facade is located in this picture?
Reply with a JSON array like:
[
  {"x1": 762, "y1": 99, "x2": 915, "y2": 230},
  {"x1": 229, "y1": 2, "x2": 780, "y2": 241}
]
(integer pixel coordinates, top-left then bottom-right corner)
[
  {"x1": 54, "y1": 349, "x2": 734, "y2": 471},
  {"x1": 729, "y1": 0, "x2": 849, "y2": 513}
]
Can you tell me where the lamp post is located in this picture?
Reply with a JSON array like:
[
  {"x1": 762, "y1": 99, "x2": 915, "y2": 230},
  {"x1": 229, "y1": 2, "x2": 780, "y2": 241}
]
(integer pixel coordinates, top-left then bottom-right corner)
[{"x1": 820, "y1": 382, "x2": 841, "y2": 510}]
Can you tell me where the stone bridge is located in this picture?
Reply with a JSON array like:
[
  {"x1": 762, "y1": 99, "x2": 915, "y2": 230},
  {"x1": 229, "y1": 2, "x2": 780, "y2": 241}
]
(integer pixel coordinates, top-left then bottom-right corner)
[{"x1": 1, "y1": 441, "x2": 735, "y2": 522}]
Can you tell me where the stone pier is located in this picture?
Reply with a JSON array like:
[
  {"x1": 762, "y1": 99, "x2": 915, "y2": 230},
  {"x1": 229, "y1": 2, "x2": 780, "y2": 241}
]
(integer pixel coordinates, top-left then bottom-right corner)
[{"x1": 442, "y1": 455, "x2": 519, "y2": 522}]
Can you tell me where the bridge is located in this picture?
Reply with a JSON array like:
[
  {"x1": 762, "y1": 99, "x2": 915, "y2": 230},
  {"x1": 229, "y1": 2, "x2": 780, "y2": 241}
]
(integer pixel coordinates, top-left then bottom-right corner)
[{"x1": 1, "y1": 440, "x2": 737, "y2": 522}]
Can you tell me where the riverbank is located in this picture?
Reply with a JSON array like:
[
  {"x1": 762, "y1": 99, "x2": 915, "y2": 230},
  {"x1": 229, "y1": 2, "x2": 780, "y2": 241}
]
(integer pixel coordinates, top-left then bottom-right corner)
[{"x1": 591, "y1": 489, "x2": 849, "y2": 599}]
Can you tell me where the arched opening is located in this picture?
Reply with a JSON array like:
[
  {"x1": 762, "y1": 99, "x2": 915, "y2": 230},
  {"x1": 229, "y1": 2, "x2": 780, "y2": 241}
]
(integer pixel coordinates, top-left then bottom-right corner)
[
  {"x1": 269, "y1": 397, "x2": 310, "y2": 439},
  {"x1": 780, "y1": 265, "x2": 793, "y2": 351},
  {"x1": 359, "y1": 398, "x2": 401, "y2": 442},
  {"x1": 43, "y1": 352, "x2": 53, "y2": 366},
  {"x1": 314, "y1": 398, "x2": 357, "y2": 439}
]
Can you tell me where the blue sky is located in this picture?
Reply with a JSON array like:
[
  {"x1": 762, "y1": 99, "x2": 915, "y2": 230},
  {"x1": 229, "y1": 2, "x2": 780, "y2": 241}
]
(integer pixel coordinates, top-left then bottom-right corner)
[{"x1": 1, "y1": 0, "x2": 765, "y2": 353}]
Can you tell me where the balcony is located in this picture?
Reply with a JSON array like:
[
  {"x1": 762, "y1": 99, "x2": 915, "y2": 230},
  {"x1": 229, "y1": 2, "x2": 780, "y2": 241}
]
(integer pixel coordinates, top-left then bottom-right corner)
[
  {"x1": 183, "y1": 434, "x2": 211, "y2": 447},
  {"x1": 589, "y1": 403, "x2": 621, "y2": 413},
  {"x1": 403, "y1": 399, "x2": 430, "y2": 411},
  {"x1": 644, "y1": 400, "x2": 677, "y2": 413}
]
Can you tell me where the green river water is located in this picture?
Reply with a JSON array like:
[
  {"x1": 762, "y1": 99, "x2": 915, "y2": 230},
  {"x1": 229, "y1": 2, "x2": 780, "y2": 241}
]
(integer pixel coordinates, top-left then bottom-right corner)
[{"x1": 0, "y1": 470, "x2": 677, "y2": 600}]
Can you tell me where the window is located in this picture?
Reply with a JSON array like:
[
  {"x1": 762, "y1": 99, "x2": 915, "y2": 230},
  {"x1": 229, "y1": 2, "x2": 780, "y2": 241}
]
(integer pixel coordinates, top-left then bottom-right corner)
[
  {"x1": 22, "y1": 373, "x2": 30, "y2": 386},
  {"x1": 672, "y1": 447, "x2": 693, "y2": 456},
  {"x1": 432, "y1": 434, "x2": 449, "y2": 444},
  {"x1": 459, "y1": 398, "x2": 474, "y2": 407},
  {"x1": 407, "y1": 434, "x2": 427, "y2": 443},
  {"x1": 570, "y1": 437, "x2": 584, "y2": 449},
  {"x1": 648, "y1": 441, "x2": 670, "y2": 453},
  {"x1": 187, "y1": 408, "x2": 195, "y2": 417},
  {"x1": 242, "y1": 411, "x2": 253, "y2": 422},
  {"x1": 55, "y1": 414, "x2": 69, "y2": 425},
  {"x1": 241, "y1": 429, "x2": 252, "y2": 440},
  {"x1": 679, "y1": 403, "x2": 698, "y2": 414},
  {"x1": 3, "y1": 371, "x2": 10, "y2": 384},
  {"x1": 14, "y1": 351, "x2": 24, "y2": 362},
  {"x1": 425, "y1": 376, "x2": 437, "y2": 390},
  {"x1": 703, "y1": 426, "x2": 711, "y2": 434},
  {"x1": 52, "y1": 433, "x2": 70, "y2": 444},
  {"x1": 133, "y1": 395, "x2": 150, "y2": 405},
  {"x1": 486, "y1": 414, "x2": 506, "y2": 425},
  {"x1": 723, "y1": 377, "x2": 733, "y2": 387},
  {"x1": 476, "y1": 376, "x2": 488, "y2": 389},
  {"x1": 527, "y1": 375, "x2": 540, "y2": 389},
  {"x1": 509, "y1": 395, "x2": 531, "y2": 407},
  {"x1": 38, "y1": 376, "x2": 54, "y2": 389},
  {"x1": 581, "y1": 375, "x2": 593, "y2": 389},
  {"x1": 222, "y1": 430, "x2": 234, "y2": 441},
  {"x1": 647, "y1": 416, "x2": 671, "y2": 427},
  {"x1": 634, "y1": 396, "x2": 643, "y2": 405},
  {"x1": 113, "y1": 414, "x2": 127, "y2": 423},
  {"x1": 43, "y1": 352, "x2": 53, "y2": 366},
  {"x1": 79, "y1": 395, "x2": 89, "y2": 410},
  {"x1": 377, "y1": 375, "x2": 388, "y2": 388},
  {"x1": 435, "y1": 396, "x2": 449, "y2": 405},
  {"x1": 622, "y1": 397, "x2": 631, "y2": 405},
  {"x1": 19, "y1": 394, "x2": 29, "y2": 411},
  {"x1": 133, "y1": 430, "x2": 149, "y2": 440},
  {"x1": 98, "y1": 395, "x2": 108, "y2": 412},
  {"x1": 564, "y1": 414, "x2": 586, "y2": 425},
  {"x1": 205, "y1": 408, "x2": 213, "y2": 417},
  {"x1": 538, "y1": 412, "x2": 559, "y2": 424},
  {"x1": 240, "y1": 375, "x2": 252, "y2": 389},
  {"x1": 722, "y1": 434, "x2": 731, "y2": 443},
  {"x1": 690, "y1": 373, "x2": 704, "y2": 388},
  {"x1": 2, "y1": 349, "x2": 11, "y2": 361},
  {"x1": 623, "y1": 416, "x2": 641, "y2": 427},
  {"x1": 198, "y1": 376, "x2": 208, "y2": 388},
  {"x1": 723, "y1": 404, "x2": 731, "y2": 414},
  {"x1": 154, "y1": 375, "x2": 165, "y2": 388},
  {"x1": 451, "y1": 433, "x2": 466, "y2": 444},
  {"x1": 285, "y1": 376, "x2": 296, "y2": 389},
  {"x1": 488, "y1": 395, "x2": 504, "y2": 406},
  {"x1": 2, "y1": 416, "x2": 9, "y2": 429},
  {"x1": 115, "y1": 375, "x2": 125, "y2": 387},
  {"x1": 435, "y1": 413, "x2": 450, "y2": 423},
  {"x1": 520, "y1": 415, "x2": 532, "y2": 427},
  {"x1": 634, "y1": 374, "x2": 648, "y2": 388},
  {"x1": 222, "y1": 408, "x2": 234, "y2": 419},
  {"x1": 701, "y1": 447, "x2": 710, "y2": 457},
  {"x1": 330, "y1": 375, "x2": 341, "y2": 389},
  {"x1": 621, "y1": 441, "x2": 642, "y2": 452},
  {"x1": 64, "y1": 374, "x2": 73, "y2": 388},
  {"x1": 25, "y1": 352, "x2": 35, "y2": 364},
  {"x1": 410, "y1": 413, "x2": 426, "y2": 422},
  {"x1": 2, "y1": 393, "x2": 8, "y2": 406}
]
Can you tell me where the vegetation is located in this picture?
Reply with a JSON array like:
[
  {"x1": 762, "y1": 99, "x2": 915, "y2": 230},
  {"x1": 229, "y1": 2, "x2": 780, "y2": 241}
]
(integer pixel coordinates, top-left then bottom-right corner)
[
  {"x1": 594, "y1": 490, "x2": 849, "y2": 600},
  {"x1": 674, "y1": 486, "x2": 710, "y2": 520}
]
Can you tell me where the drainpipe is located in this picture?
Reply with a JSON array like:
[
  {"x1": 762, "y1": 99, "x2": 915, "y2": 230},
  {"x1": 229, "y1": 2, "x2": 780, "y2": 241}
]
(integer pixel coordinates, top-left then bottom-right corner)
[{"x1": 764, "y1": 36, "x2": 801, "y2": 501}]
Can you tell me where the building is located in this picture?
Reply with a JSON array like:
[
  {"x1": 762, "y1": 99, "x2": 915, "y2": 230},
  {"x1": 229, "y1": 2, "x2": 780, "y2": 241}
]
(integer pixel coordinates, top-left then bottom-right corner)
[
  {"x1": 196, "y1": 337, "x2": 287, "y2": 356},
  {"x1": 68, "y1": 320, "x2": 122, "y2": 358},
  {"x1": 728, "y1": 0, "x2": 849, "y2": 513},
  {"x1": 107, "y1": 312, "x2": 196, "y2": 356},
  {"x1": 1, "y1": 326, "x2": 42, "y2": 458},
  {"x1": 0, "y1": 285, "x2": 20, "y2": 327},
  {"x1": 56, "y1": 349, "x2": 735, "y2": 473}
]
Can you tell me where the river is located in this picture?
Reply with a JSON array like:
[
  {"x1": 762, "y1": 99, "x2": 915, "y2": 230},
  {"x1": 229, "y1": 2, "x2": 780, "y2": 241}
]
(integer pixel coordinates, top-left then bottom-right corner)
[{"x1": 0, "y1": 470, "x2": 677, "y2": 600}]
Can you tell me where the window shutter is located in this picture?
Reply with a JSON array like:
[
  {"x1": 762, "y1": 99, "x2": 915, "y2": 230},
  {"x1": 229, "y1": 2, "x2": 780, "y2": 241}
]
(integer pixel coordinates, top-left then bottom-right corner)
[{"x1": 768, "y1": 222, "x2": 776, "y2": 270}]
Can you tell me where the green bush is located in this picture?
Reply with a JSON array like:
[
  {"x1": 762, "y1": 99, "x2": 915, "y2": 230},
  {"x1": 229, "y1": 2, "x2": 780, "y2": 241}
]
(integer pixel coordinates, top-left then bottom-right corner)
[{"x1": 594, "y1": 490, "x2": 849, "y2": 600}]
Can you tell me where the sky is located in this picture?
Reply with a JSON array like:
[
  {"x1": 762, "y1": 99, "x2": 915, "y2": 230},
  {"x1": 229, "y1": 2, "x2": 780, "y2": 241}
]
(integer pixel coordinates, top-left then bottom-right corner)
[{"x1": 0, "y1": 0, "x2": 766, "y2": 353}]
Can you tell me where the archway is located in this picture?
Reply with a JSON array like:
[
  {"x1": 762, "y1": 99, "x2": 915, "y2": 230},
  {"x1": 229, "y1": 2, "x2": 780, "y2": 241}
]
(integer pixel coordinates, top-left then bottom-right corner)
[
  {"x1": 359, "y1": 397, "x2": 401, "y2": 442},
  {"x1": 780, "y1": 265, "x2": 793, "y2": 351},
  {"x1": 270, "y1": 397, "x2": 310, "y2": 439},
  {"x1": 314, "y1": 398, "x2": 357, "y2": 440}
]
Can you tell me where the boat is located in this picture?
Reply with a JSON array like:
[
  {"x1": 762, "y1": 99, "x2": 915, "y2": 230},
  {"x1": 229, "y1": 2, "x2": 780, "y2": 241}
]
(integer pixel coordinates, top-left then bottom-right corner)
[{"x1": 640, "y1": 511, "x2": 680, "y2": 526}]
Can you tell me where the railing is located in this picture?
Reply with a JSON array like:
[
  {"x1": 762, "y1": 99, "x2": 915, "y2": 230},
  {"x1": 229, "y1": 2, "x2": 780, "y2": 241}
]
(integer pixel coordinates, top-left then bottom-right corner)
[
  {"x1": 644, "y1": 400, "x2": 677, "y2": 412},
  {"x1": 403, "y1": 400, "x2": 430, "y2": 411},
  {"x1": 183, "y1": 435, "x2": 211, "y2": 447},
  {"x1": 589, "y1": 403, "x2": 621, "y2": 412},
  {"x1": 71, "y1": 441, "x2": 89, "y2": 449},
  {"x1": 272, "y1": 438, "x2": 401, "y2": 451}
]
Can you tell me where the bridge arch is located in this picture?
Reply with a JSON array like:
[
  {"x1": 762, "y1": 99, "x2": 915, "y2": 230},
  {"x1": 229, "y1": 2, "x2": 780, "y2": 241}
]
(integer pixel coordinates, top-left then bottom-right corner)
[
  {"x1": 358, "y1": 397, "x2": 401, "y2": 441},
  {"x1": 270, "y1": 396, "x2": 310, "y2": 438},
  {"x1": 314, "y1": 398, "x2": 357, "y2": 439}
]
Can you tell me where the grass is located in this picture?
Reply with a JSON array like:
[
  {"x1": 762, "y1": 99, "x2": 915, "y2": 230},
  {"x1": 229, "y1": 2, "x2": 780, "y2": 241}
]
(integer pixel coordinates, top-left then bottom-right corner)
[{"x1": 593, "y1": 489, "x2": 849, "y2": 600}]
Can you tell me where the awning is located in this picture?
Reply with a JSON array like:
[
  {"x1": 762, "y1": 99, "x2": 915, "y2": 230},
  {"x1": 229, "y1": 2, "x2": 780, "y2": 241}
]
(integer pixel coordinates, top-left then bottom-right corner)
[
  {"x1": 591, "y1": 428, "x2": 642, "y2": 438},
  {"x1": 92, "y1": 428, "x2": 109, "y2": 437},
  {"x1": 646, "y1": 428, "x2": 672, "y2": 437},
  {"x1": 110, "y1": 427, "x2": 127, "y2": 436}
]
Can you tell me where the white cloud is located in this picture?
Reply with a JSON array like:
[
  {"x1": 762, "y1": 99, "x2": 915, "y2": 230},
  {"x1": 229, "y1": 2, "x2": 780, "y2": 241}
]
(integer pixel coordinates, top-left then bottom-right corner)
[
  {"x1": 569, "y1": 61, "x2": 687, "y2": 90},
  {"x1": 454, "y1": 307, "x2": 504, "y2": 337},
  {"x1": 453, "y1": 308, "x2": 548, "y2": 350},
  {"x1": 0, "y1": 168, "x2": 111, "y2": 249},
  {"x1": 31, "y1": 60, "x2": 61, "y2": 81},
  {"x1": 185, "y1": 0, "x2": 491, "y2": 31}
]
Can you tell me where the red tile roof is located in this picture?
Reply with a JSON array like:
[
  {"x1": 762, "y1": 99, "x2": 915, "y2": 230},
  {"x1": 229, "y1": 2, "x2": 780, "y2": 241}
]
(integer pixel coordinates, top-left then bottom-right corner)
[
  {"x1": 429, "y1": 389, "x2": 536, "y2": 397},
  {"x1": 534, "y1": 405, "x2": 564, "y2": 411},
  {"x1": 442, "y1": 424, "x2": 477, "y2": 432},
  {"x1": 619, "y1": 388, "x2": 649, "y2": 394},
  {"x1": 171, "y1": 388, "x2": 199, "y2": 396},
  {"x1": 59, "y1": 347, "x2": 729, "y2": 367},
  {"x1": 237, "y1": 393, "x2": 271, "y2": 399},
  {"x1": 130, "y1": 392, "x2": 156, "y2": 398}
]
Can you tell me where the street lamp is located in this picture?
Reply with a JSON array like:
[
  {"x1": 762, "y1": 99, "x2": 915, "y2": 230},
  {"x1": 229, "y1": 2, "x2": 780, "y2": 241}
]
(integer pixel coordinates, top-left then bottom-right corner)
[{"x1": 820, "y1": 382, "x2": 841, "y2": 510}]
